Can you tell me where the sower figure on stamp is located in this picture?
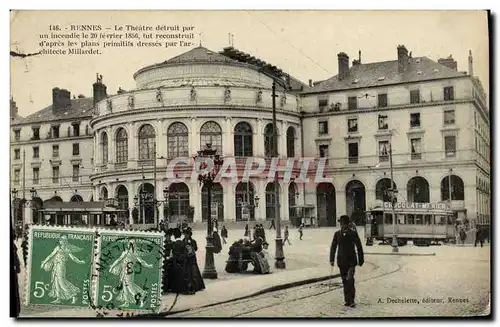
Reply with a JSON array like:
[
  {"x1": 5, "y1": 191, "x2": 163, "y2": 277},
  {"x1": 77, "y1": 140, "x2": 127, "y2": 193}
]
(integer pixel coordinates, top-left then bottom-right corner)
[{"x1": 330, "y1": 215, "x2": 364, "y2": 308}]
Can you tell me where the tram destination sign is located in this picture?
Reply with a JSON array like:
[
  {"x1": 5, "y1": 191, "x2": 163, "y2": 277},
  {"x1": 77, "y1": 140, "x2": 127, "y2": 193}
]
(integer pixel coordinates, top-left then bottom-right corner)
[{"x1": 383, "y1": 202, "x2": 450, "y2": 211}]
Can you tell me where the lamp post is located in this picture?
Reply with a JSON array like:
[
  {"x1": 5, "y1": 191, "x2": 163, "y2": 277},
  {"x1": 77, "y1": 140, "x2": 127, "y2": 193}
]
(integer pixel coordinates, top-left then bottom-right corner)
[
  {"x1": 388, "y1": 142, "x2": 399, "y2": 253},
  {"x1": 195, "y1": 143, "x2": 224, "y2": 279},
  {"x1": 11, "y1": 188, "x2": 18, "y2": 230}
]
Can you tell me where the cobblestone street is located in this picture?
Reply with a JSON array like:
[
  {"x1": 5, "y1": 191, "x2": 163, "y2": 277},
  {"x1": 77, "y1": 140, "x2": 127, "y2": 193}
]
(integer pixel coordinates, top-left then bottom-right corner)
[
  {"x1": 173, "y1": 238, "x2": 490, "y2": 318},
  {"x1": 16, "y1": 226, "x2": 491, "y2": 318}
]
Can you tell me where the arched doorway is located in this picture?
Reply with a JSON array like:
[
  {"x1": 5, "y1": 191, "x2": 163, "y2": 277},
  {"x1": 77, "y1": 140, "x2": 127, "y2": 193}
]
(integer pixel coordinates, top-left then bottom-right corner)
[
  {"x1": 116, "y1": 185, "x2": 129, "y2": 225},
  {"x1": 235, "y1": 182, "x2": 255, "y2": 221},
  {"x1": 70, "y1": 194, "x2": 84, "y2": 225},
  {"x1": 168, "y1": 183, "x2": 190, "y2": 223},
  {"x1": 31, "y1": 197, "x2": 43, "y2": 224},
  {"x1": 375, "y1": 178, "x2": 397, "y2": 202},
  {"x1": 44, "y1": 196, "x2": 63, "y2": 225},
  {"x1": 266, "y1": 183, "x2": 281, "y2": 221},
  {"x1": 407, "y1": 176, "x2": 430, "y2": 203},
  {"x1": 138, "y1": 183, "x2": 155, "y2": 224},
  {"x1": 201, "y1": 183, "x2": 224, "y2": 222},
  {"x1": 346, "y1": 180, "x2": 366, "y2": 225},
  {"x1": 317, "y1": 183, "x2": 336, "y2": 227},
  {"x1": 288, "y1": 182, "x2": 298, "y2": 225},
  {"x1": 441, "y1": 175, "x2": 465, "y2": 201}
]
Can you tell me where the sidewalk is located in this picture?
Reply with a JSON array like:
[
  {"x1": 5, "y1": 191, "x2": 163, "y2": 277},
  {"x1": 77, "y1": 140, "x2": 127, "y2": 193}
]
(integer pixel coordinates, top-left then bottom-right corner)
[{"x1": 21, "y1": 266, "x2": 339, "y2": 318}]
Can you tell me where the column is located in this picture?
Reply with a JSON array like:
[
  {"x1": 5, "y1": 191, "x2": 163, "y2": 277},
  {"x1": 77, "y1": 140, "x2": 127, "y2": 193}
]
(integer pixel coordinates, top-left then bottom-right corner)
[
  {"x1": 24, "y1": 205, "x2": 33, "y2": 224},
  {"x1": 128, "y1": 122, "x2": 137, "y2": 169},
  {"x1": 156, "y1": 119, "x2": 165, "y2": 164},
  {"x1": 128, "y1": 181, "x2": 137, "y2": 225},
  {"x1": 256, "y1": 119, "x2": 264, "y2": 157},
  {"x1": 95, "y1": 131, "x2": 101, "y2": 167},
  {"x1": 295, "y1": 124, "x2": 302, "y2": 159},
  {"x1": 257, "y1": 179, "x2": 266, "y2": 221},
  {"x1": 280, "y1": 120, "x2": 287, "y2": 158},
  {"x1": 108, "y1": 126, "x2": 115, "y2": 170},
  {"x1": 365, "y1": 188, "x2": 376, "y2": 210},
  {"x1": 224, "y1": 180, "x2": 235, "y2": 222},
  {"x1": 336, "y1": 190, "x2": 347, "y2": 218},
  {"x1": 189, "y1": 180, "x2": 201, "y2": 222},
  {"x1": 224, "y1": 117, "x2": 233, "y2": 157},
  {"x1": 190, "y1": 117, "x2": 199, "y2": 156},
  {"x1": 281, "y1": 182, "x2": 289, "y2": 221}
]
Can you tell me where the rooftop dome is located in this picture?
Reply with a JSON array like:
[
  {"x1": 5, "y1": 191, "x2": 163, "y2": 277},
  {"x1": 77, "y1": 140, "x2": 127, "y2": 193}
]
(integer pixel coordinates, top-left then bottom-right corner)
[{"x1": 163, "y1": 46, "x2": 237, "y2": 64}]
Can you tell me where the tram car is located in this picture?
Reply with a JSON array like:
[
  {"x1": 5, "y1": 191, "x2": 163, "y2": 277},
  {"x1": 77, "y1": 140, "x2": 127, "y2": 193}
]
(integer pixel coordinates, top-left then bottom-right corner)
[{"x1": 365, "y1": 202, "x2": 456, "y2": 247}]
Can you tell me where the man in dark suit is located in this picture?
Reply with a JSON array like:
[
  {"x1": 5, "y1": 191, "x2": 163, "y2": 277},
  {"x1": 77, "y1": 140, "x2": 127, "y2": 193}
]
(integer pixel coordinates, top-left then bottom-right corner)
[{"x1": 330, "y1": 215, "x2": 364, "y2": 307}]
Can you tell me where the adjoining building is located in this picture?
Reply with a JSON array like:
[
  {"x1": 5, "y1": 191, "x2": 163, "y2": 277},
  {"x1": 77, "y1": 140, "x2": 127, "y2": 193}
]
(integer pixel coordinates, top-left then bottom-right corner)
[
  {"x1": 10, "y1": 44, "x2": 490, "y2": 229},
  {"x1": 300, "y1": 46, "x2": 490, "y2": 227}
]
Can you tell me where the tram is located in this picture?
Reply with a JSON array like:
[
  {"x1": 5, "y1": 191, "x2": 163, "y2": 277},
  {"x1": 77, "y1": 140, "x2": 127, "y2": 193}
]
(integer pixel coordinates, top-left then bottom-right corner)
[{"x1": 365, "y1": 202, "x2": 456, "y2": 246}]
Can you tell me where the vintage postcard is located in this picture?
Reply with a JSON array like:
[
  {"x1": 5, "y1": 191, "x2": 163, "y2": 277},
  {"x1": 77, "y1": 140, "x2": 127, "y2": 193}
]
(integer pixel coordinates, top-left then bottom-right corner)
[{"x1": 10, "y1": 10, "x2": 490, "y2": 319}]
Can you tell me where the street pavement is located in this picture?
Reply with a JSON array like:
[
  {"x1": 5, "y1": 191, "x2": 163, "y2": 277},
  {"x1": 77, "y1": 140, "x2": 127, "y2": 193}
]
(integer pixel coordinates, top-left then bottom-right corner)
[
  {"x1": 15, "y1": 226, "x2": 491, "y2": 318},
  {"x1": 174, "y1": 240, "x2": 491, "y2": 317}
]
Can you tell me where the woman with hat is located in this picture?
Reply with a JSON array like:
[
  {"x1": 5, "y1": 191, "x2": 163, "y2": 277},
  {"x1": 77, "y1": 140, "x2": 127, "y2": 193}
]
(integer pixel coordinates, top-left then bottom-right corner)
[
  {"x1": 182, "y1": 227, "x2": 205, "y2": 294},
  {"x1": 250, "y1": 237, "x2": 270, "y2": 274}
]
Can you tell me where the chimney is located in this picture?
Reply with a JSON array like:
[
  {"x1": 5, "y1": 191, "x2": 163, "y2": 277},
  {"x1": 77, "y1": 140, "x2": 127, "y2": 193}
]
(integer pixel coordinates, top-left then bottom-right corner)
[
  {"x1": 52, "y1": 87, "x2": 71, "y2": 113},
  {"x1": 358, "y1": 50, "x2": 361, "y2": 64},
  {"x1": 308, "y1": 79, "x2": 313, "y2": 87},
  {"x1": 468, "y1": 50, "x2": 474, "y2": 76},
  {"x1": 438, "y1": 55, "x2": 458, "y2": 71},
  {"x1": 93, "y1": 73, "x2": 108, "y2": 107},
  {"x1": 397, "y1": 45, "x2": 409, "y2": 74},
  {"x1": 337, "y1": 52, "x2": 350, "y2": 81},
  {"x1": 10, "y1": 97, "x2": 18, "y2": 118}
]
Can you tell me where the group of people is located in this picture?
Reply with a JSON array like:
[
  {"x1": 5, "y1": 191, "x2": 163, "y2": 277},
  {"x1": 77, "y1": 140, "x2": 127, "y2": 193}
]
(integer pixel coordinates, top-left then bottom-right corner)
[
  {"x1": 162, "y1": 226, "x2": 205, "y2": 295},
  {"x1": 226, "y1": 236, "x2": 271, "y2": 275}
]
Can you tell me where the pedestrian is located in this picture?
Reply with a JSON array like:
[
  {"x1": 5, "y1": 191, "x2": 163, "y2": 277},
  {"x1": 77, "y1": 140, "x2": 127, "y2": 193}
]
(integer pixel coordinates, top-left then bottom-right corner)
[
  {"x1": 252, "y1": 225, "x2": 257, "y2": 240},
  {"x1": 459, "y1": 225, "x2": 467, "y2": 246},
  {"x1": 474, "y1": 227, "x2": 484, "y2": 248},
  {"x1": 260, "y1": 224, "x2": 267, "y2": 242},
  {"x1": 11, "y1": 226, "x2": 21, "y2": 317},
  {"x1": 283, "y1": 226, "x2": 291, "y2": 245},
  {"x1": 269, "y1": 219, "x2": 276, "y2": 230},
  {"x1": 244, "y1": 224, "x2": 250, "y2": 238},
  {"x1": 330, "y1": 215, "x2": 364, "y2": 308},
  {"x1": 21, "y1": 232, "x2": 28, "y2": 267},
  {"x1": 298, "y1": 224, "x2": 304, "y2": 240},
  {"x1": 221, "y1": 225, "x2": 228, "y2": 244}
]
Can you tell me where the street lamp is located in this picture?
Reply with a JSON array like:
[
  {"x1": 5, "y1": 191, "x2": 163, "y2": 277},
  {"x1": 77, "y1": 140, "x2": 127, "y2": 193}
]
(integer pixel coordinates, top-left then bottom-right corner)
[
  {"x1": 388, "y1": 142, "x2": 399, "y2": 253},
  {"x1": 195, "y1": 143, "x2": 224, "y2": 279}
]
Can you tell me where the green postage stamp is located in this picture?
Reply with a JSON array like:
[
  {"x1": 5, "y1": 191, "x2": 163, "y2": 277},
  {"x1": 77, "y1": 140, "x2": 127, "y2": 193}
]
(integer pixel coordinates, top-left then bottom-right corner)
[
  {"x1": 94, "y1": 230, "x2": 165, "y2": 313},
  {"x1": 26, "y1": 226, "x2": 96, "y2": 308}
]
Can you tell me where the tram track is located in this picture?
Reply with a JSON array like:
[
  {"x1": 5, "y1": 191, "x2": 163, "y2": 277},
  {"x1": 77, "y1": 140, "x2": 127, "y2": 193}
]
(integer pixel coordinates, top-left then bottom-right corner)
[{"x1": 173, "y1": 260, "x2": 402, "y2": 317}]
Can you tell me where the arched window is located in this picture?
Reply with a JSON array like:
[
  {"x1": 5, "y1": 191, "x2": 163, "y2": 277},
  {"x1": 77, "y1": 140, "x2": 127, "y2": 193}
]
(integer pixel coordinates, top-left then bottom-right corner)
[
  {"x1": 407, "y1": 176, "x2": 430, "y2": 203},
  {"x1": 101, "y1": 132, "x2": 108, "y2": 164},
  {"x1": 201, "y1": 183, "x2": 224, "y2": 222},
  {"x1": 441, "y1": 175, "x2": 465, "y2": 201},
  {"x1": 115, "y1": 128, "x2": 128, "y2": 163},
  {"x1": 168, "y1": 122, "x2": 188, "y2": 158},
  {"x1": 286, "y1": 126, "x2": 296, "y2": 158},
  {"x1": 264, "y1": 123, "x2": 276, "y2": 157},
  {"x1": 235, "y1": 182, "x2": 255, "y2": 221},
  {"x1": 200, "y1": 121, "x2": 222, "y2": 154},
  {"x1": 234, "y1": 122, "x2": 253, "y2": 157},
  {"x1": 116, "y1": 185, "x2": 129, "y2": 224},
  {"x1": 100, "y1": 187, "x2": 108, "y2": 200},
  {"x1": 375, "y1": 178, "x2": 397, "y2": 202},
  {"x1": 138, "y1": 124, "x2": 155, "y2": 160}
]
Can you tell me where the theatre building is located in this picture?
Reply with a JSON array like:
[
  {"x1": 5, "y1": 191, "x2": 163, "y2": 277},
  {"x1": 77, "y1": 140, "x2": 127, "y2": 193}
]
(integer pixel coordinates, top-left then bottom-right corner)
[
  {"x1": 300, "y1": 46, "x2": 490, "y2": 227},
  {"x1": 90, "y1": 46, "x2": 307, "y2": 228}
]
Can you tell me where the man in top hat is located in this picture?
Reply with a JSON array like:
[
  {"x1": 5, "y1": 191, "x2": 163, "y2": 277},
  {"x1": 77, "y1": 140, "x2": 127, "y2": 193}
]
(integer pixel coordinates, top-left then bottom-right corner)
[{"x1": 330, "y1": 215, "x2": 364, "y2": 308}]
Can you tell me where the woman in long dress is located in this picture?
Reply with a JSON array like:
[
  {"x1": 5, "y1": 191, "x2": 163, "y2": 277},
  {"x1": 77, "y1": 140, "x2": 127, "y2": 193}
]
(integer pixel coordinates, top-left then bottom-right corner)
[
  {"x1": 183, "y1": 227, "x2": 205, "y2": 294},
  {"x1": 41, "y1": 235, "x2": 86, "y2": 304},
  {"x1": 169, "y1": 228, "x2": 188, "y2": 294},
  {"x1": 108, "y1": 240, "x2": 153, "y2": 308}
]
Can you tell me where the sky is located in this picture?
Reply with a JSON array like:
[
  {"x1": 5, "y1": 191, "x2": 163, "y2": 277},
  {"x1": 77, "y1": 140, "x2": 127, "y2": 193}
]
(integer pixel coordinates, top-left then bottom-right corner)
[{"x1": 10, "y1": 10, "x2": 489, "y2": 117}]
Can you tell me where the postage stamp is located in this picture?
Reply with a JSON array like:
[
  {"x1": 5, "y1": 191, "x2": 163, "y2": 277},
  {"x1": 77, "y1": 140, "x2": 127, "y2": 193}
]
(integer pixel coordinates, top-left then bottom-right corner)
[
  {"x1": 25, "y1": 225, "x2": 96, "y2": 308},
  {"x1": 94, "y1": 229, "x2": 165, "y2": 313}
]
